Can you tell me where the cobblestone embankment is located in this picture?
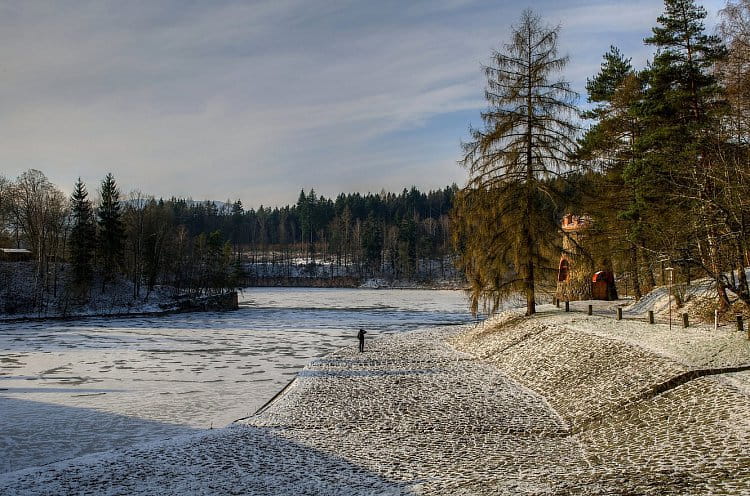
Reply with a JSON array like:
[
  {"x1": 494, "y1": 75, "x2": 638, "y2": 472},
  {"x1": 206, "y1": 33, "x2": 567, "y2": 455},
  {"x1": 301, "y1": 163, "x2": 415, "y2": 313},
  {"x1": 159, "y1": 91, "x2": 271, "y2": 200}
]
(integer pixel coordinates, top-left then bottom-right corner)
[
  {"x1": 1, "y1": 307, "x2": 748, "y2": 495},
  {"x1": 452, "y1": 308, "x2": 750, "y2": 494}
]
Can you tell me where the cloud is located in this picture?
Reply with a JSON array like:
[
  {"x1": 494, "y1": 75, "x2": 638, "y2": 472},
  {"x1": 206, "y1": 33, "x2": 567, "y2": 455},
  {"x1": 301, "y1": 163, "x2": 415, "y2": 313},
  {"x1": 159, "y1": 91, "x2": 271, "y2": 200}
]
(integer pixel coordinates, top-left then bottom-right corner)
[{"x1": 0, "y1": 0, "x2": 728, "y2": 206}]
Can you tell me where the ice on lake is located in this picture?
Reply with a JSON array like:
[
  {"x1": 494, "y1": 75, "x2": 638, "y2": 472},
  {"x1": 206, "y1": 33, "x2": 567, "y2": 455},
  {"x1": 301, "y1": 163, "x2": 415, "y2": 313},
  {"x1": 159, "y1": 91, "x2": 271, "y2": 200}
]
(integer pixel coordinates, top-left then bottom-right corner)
[{"x1": 0, "y1": 288, "x2": 476, "y2": 473}]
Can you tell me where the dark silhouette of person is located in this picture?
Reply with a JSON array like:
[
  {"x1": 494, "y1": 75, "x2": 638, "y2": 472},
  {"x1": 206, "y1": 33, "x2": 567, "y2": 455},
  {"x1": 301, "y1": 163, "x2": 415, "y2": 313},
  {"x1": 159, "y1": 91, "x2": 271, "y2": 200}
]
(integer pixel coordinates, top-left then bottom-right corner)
[{"x1": 358, "y1": 328, "x2": 367, "y2": 352}]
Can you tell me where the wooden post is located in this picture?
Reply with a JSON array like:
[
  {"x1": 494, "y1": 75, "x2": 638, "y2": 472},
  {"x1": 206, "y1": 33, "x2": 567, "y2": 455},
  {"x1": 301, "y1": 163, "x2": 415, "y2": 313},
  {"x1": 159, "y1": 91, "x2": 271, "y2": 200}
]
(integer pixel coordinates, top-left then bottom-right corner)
[
  {"x1": 682, "y1": 313, "x2": 689, "y2": 328},
  {"x1": 737, "y1": 314, "x2": 744, "y2": 333},
  {"x1": 617, "y1": 307, "x2": 622, "y2": 320},
  {"x1": 648, "y1": 310, "x2": 654, "y2": 324},
  {"x1": 587, "y1": 304, "x2": 592, "y2": 316},
  {"x1": 714, "y1": 310, "x2": 718, "y2": 331},
  {"x1": 565, "y1": 300, "x2": 570, "y2": 312},
  {"x1": 555, "y1": 298, "x2": 560, "y2": 308}
]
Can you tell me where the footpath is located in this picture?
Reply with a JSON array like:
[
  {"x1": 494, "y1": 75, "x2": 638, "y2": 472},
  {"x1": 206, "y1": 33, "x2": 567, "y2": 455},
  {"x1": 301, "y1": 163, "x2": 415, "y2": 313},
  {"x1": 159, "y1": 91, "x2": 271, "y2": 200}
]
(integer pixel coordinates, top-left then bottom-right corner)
[{"x1": 1, "y1": 306, "x2": 749, "y2": 495}]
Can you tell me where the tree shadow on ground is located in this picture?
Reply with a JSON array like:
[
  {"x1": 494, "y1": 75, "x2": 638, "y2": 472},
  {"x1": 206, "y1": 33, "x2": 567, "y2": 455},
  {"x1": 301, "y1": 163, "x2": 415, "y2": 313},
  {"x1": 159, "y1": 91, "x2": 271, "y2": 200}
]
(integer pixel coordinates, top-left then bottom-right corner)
[
  {"x1": 0, "y1": 400, "x2": 416, "y2": 495},
  {"x1": 0, "y1": 396, "x2": 198, "y2": 474}
]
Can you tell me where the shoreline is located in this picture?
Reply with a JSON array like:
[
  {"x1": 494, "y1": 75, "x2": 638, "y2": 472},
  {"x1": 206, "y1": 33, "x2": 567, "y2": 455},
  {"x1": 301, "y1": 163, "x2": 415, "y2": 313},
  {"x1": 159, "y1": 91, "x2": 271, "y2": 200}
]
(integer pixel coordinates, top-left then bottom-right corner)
[
  {"x1": 0, "y1": 291, "x2": 239, "y2": 324},
  {"x1": 0, "y1": 286, "x2": 468, "y2": 324},
  {"x1": 2, "y1": 308, "x2": 748, "y2": 494},
  {"x1": 0, "y1": 307, "x2": 198, "y2": 325}
]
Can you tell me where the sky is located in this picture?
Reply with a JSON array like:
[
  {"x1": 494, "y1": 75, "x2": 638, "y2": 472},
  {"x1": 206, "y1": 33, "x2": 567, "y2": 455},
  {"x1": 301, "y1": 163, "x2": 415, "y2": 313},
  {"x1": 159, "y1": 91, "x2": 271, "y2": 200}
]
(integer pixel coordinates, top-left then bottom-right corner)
[{"x1": 0, "y1": 0, "x2": 727, "y2": 208}]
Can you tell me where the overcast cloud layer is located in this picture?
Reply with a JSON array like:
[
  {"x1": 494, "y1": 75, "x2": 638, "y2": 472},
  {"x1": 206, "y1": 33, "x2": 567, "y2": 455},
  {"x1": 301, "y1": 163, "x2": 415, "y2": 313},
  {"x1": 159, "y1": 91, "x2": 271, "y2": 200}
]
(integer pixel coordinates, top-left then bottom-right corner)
[{"x1": 0, "y1": 0, "x2": 725, "y2": 206}]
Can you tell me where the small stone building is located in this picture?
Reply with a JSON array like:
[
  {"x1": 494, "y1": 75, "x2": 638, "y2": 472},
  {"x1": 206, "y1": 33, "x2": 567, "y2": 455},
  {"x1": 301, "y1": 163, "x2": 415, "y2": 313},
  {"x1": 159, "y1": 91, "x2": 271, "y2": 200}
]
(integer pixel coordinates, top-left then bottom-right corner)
[{"x1": 555, "y1": 215, "x2": 616, "y2": 302}]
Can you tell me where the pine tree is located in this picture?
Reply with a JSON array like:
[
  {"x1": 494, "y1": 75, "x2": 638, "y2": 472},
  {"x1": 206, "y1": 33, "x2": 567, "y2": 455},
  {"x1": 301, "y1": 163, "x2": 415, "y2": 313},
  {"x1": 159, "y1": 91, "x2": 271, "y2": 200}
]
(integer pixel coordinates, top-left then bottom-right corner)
[
  {"x1": 361, "y1": 212, "x2": 383, "y2": 273},
  {"x1": 69, "y1": 178, "x2": 96, "y2": 295},
  {"x1": 639, "y1": 0, "x2": 728, "y2": 303},
  {"x1": 97, "y1": 173, "x2": 124, "y2": 288},
  {"x1": 585, "y1": 46, "x2": 634, "y2": 106},
  {"x1": 578, "y1": 47, "x2": 648, "y2": 298},
  {"x1": 296, "y1": 189, "x2": 311, "y2": 262},
  {"x1": 230, "y1": 200, "x2": 244, "y2": 246},
  {"x1": 579, "y1": 46, "x2": 639, "y2": 171},
  {"x1": 457, "y1": 10, "x2": 579, "y2": 315}
]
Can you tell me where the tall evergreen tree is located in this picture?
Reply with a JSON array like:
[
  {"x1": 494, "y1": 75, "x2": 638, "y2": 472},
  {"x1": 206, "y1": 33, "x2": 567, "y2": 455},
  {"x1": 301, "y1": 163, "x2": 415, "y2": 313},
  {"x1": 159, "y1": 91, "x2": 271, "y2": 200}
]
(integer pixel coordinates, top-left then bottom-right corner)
[
  {"x1": 639, "y1": 0, "x2": 728, "y2": 303},
  {"x1": 457, "y1": 10, "x2": 579, "y2": 315},
  {"x1": 69, "y1": 178, "x2": 96, "y2": 294},
  {"x1": 361, "y1": 212, "x2": 383, "y2": 273},
  {"x1": 97, "y1": 173, "x2": 124, "y2": 287},
  {"x1": 578, "y1": 47, "x2": 649, "y2": 298}
]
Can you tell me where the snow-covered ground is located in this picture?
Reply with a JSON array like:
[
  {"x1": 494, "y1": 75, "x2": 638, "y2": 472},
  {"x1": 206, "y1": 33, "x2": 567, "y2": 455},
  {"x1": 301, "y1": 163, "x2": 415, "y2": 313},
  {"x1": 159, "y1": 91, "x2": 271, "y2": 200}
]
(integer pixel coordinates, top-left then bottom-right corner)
[
  {"x1": 622, "y1": 269, "x2": 750, "y2": 323},
  {"x1": 0, "y1": 288, "x2": 476, "y2": 474},
  {"x1": 1, "y1": 308, "x2": 747, "y2": 495},
  {"x1": 0, "y1": 262, "x2": 179, "y2": 320}
]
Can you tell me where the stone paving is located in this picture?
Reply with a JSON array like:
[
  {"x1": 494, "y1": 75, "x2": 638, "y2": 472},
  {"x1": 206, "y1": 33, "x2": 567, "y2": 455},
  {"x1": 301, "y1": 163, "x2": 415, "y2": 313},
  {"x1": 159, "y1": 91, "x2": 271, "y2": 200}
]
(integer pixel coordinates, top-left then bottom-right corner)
[
  {"x1": 573, "y1": 376, "x2": 750, "y2": 495},
  {"x1": 451, "y1": 314, "x2": 689, "y2": 425},
  {"x1": 0, "y1": 425, "x2": 415, "y2": 495},
  {"x1": 1, "y1": 309, "x2": 749, "y2": 494},
  {"x1": 452, "y1": 309, "x2": 750, "y2": 494},
  {"x1": 249, "y1": 328, "x2": 591, "y2": 494}
]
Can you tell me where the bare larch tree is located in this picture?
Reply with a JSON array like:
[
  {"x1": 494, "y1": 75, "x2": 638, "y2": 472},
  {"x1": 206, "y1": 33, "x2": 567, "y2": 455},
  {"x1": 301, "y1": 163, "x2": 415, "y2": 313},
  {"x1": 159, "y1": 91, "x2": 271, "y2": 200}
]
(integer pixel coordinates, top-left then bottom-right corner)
[{"x1": 456, "y1": 10, "x2": 579, "y2": 316}]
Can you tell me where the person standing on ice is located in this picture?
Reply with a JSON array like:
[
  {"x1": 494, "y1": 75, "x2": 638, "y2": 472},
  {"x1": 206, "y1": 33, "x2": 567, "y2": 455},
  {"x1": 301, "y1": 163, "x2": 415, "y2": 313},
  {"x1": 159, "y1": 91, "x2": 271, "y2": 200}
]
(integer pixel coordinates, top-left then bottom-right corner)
[{"x1": 357, "y1": 328, "x2": 367, "y2": 352}]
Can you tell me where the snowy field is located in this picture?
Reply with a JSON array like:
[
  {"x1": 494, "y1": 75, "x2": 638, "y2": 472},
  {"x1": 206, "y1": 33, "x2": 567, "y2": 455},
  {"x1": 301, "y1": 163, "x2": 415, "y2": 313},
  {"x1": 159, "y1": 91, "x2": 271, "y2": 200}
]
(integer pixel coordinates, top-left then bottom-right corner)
[{"x1": 0, "y1": 288, "x2": 476, "y2": 473}]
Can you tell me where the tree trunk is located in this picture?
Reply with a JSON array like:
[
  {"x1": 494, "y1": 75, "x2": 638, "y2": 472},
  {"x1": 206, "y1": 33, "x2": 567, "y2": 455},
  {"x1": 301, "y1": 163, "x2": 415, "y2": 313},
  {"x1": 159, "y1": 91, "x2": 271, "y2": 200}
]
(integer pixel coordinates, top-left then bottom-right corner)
[
  {"x1": 524, "y1": 34, "x2": 536, "y2": 317},
  {"x1": 629, "y1": 244, "x2": 642, "y2": 300},
  {"x1": 737, "y1": 238, "x2": 749, "y2": 301},
  {"x1": 645, "y1": 258, "x2": 657, "y2": 289}
]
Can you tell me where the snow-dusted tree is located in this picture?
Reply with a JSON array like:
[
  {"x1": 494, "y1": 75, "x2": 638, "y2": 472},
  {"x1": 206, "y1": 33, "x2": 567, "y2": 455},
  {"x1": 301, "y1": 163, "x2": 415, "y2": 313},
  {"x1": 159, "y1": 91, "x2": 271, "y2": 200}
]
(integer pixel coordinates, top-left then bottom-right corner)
[
  {"x1": 10, "y1": 169, "x2": 68, "y2": 298},
  {"x1": 456, "y1": 10, "x2": 579, "y2": 316}
]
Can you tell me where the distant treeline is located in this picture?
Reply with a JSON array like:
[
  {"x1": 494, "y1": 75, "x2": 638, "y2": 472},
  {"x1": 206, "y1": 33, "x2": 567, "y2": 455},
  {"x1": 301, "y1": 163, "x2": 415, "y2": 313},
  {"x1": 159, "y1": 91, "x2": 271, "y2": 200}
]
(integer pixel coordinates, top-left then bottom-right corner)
[
  {"x1": 0, "y1": 171, "x2": 459, "y2": 311},
  {"x1": 219, "y1": 186, "x2": 458, "y2": 281}
]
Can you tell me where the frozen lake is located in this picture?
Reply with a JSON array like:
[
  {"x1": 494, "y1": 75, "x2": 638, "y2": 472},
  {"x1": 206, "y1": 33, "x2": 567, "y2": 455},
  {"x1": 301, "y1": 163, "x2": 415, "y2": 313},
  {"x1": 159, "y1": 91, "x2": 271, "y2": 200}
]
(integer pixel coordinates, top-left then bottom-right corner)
[{"x1": 0, "y1": 288, "x2": 477, "y2": 473}]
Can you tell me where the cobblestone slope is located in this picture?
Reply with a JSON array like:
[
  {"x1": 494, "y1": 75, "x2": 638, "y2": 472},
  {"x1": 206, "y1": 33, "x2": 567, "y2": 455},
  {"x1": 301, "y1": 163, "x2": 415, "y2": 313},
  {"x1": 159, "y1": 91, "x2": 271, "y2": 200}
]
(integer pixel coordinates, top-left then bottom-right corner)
[
  {"x1": 573, "y1": 376, "x2": 750, "y2": 495},
  {"x1": 452, "y1": 309, "x2": 750, "y2": 494},
  {"x1": 452, "y1": 314, "x2": 690, "y2": 425},
  {"x1": 1, "y1": 310, "x2": 748, "y2": 495},
  {"x1": 250, "y1": 329, "x2": 591, "y2": 494},
  {"x1": 0, "y1": 425, "x2": 414, "y2": 495}
]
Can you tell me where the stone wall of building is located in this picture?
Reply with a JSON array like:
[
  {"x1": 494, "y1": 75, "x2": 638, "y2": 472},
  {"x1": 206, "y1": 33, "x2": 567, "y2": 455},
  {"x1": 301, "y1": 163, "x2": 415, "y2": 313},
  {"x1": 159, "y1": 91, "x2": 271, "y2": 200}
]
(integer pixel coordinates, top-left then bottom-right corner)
[{"x1": 556, "y1": 214, "x2": 594, "y2": 301}]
